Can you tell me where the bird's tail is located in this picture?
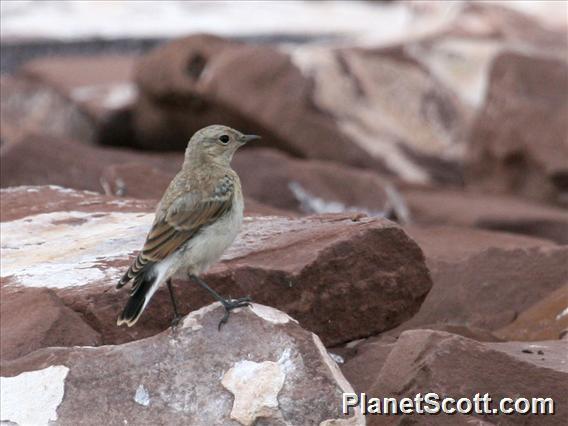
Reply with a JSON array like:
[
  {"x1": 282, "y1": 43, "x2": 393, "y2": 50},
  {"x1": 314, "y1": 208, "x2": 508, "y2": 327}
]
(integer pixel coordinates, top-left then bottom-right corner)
[{"x1": 117, "y1": 270, "x2": 159, "y2": 327}]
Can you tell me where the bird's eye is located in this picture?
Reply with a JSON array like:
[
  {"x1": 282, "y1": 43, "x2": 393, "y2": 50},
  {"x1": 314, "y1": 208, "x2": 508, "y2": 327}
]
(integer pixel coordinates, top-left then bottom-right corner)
[{"x1": 219, "y1": 135, "x2": 230, "y2": 144}]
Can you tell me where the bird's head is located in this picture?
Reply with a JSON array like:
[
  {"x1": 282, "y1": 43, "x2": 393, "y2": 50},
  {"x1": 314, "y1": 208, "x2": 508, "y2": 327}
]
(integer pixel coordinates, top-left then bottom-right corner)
[{"x1": 184, "y1": 125, "x2": 260, "y2": 167}]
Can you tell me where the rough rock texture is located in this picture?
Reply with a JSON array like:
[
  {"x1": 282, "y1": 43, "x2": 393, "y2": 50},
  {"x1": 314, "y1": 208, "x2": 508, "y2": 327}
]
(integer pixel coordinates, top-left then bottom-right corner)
[
  {"x1": 1, "y1": 186, "x2": 432, "y2": 349},
  {"x1": 291, "y1": 45, "x2": 470, "y2": 185},
  {"x1": 467, "y1": 51, "x2": 568, "y2": 206},
  {"x1": 233, "y1": 148, "x2": 400, "y2": 218},
  {"x1": 0, "y1": 288, "x2": 101, "y2": 362},
  {"x1": 0, "y1": 304, "x2": 364, "y2": 426},
  {"x1": 402, "y1": 186, "x2": 568, "y2": 244},
  {"x1": 496, "y1": 285, "x2": 568, "y2": 341},
  {"x1": 396, "y1": 225, "x2": 567, "y2": 332},
  {"x1": 0, "y1": 75, "x2": 95, "y2": 147},
  {"x1": 0, "y1": 136, "x2": 183, "y2": 195},
  {"x1": 21, "y1": 54, "x2": 139, "y2": 147},
  {"x1": 366, "y1": 330, "x2": 567, "y2": 425}
]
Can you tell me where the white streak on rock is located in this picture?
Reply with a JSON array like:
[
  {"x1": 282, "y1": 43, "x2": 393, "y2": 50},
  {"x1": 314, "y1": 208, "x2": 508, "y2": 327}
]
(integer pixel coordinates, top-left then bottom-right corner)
[
  {"x1": 556, "y1": 306, "x2": 568, "y2": 321},
  {"x1": 277, "y1": 347, "x2": 296, "y2": 375},
  {"x1": 71, "y1": 83, "x2": 138, "y2": 110},
  {"x1": 250, "y1": 304, "x2": 296, "y2": 324},
  {"x1": 1, "y1": 211, "x2": 152, "y2": 288},
  {"x1": 134, "y1": 384, "x2": 150, "y2": 407},
  {"x1": 0, "y1": 365, "x2": 69, "y2": 426},
  {"x1": 221, "y1": 360, "x2": 285, "y2": 426}
]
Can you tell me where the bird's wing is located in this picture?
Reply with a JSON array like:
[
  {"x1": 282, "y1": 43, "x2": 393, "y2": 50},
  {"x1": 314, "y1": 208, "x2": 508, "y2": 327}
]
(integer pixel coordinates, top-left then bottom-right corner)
[{"x1": 117, "y1": 176, "x2": 235, "y2": 289}]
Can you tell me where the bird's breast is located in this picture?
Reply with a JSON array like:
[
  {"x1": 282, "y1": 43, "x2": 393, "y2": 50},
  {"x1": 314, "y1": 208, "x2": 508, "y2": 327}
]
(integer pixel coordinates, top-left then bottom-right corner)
[{"x1": 177, "y1": 192, "x2": 243, "y2": 276}]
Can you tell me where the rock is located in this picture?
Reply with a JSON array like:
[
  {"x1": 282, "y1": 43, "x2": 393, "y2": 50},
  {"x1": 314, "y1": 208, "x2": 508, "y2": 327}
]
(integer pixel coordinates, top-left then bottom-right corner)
[
  {"x1": 393, "y1": 323, "x2": 503, "y2": 342},
  {"x1": 20, "y1": 54, "x2": 139, "y2": 147},
  {"x1": 0, "y1": 287, "x2": 101, "y2": 362},
  {"x1": 455, "y1": 2, "x2": 568, "y2": 49},
  {"x1": 365, "y1": 330, "x2": 567, "y2": 425},
  {"x1": 233, "y1": 148, "x2": 402, "y2": 218},
  {"x1": 291, "y1": 45, "x2": 471, "y2": 185},
  {"x1": 399, "y1": 2, "x2": 567, "y2": 110},
  {"x1": 0, "y1": 185, "x2": 154, "y2": 222},
  {"x1": 133, "y1": 34, "x2": 385, "y2": 173},
  {"x1": 395, "y1": 225, "x2": 568, "y2": 332},
  {"x1": 496, "y1": 285, "x2": 568, "y2": 341},
  {"x1": 133, "y1": 35, "x2": 286, "y2": 153},
  {"x1": 340, "y1": 323, "x2": 501, "y2": 395},
  {"x1": 467, "y1": 51, "x2": 568, "y2": 206},
  {"x1": 0, "y1": 75, "x2": 95, "y2": 147},
  {"x1": 0, "y1": 185, "x2": 432, "y2": 348},
  {"x1": 0, "y1": 135, "x2": 183, "y2": 195},
  {"x1": 341, "y1": 336, "x2": 397, "y2": 395},
  {"x1": 0, "y1": 304, "x2": 364, "y2": 426},
  {"x1": 402, "y1": 186, "x2": 568, "y2": 244},
  {"x1": 0, "y1": 138, "x2": 286, "y2": 212},
  {"x1": 99, "y1": 162, "x2": 177, "y2": 199},
  {"x1": 402, "y1": 36, "x2": 503, "y2": 110}
]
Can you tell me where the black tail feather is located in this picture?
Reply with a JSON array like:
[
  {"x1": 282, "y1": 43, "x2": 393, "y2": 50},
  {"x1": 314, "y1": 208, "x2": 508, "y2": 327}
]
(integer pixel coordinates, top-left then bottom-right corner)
[{"x1": 117, "y1": 272, "x2": 156, "y2": 327}]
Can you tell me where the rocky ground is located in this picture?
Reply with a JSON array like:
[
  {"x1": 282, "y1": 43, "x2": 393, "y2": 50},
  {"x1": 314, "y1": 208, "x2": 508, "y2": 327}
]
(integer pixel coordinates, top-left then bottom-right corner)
[{"x1": 1, "y1": 1, "x2": 567, "y2": 425}]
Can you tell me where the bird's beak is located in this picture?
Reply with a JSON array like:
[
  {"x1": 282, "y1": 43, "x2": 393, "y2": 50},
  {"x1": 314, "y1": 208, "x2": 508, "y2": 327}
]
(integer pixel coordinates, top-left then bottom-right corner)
[{"x1": 242, "y1": 134, "x2": 261, "y2": 144}]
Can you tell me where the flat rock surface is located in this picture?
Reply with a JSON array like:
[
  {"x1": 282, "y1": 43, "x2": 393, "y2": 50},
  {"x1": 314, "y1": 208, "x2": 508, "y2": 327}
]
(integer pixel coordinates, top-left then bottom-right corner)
[
  {"x1": 0, "y1": 303, "x2": 364, "y2": 426},
  {"x1": 1, "y1": 185, "x2": 432, "y2": 350}
]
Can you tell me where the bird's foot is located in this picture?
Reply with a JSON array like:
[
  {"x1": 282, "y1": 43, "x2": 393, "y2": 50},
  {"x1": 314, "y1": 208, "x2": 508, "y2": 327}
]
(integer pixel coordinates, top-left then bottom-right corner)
[
  {"x1": 170, "y1": 314, "x2": 183, "y2": 332},
  {"x1": 218, "y1": 296, "x2": 252, "y2": 331}
]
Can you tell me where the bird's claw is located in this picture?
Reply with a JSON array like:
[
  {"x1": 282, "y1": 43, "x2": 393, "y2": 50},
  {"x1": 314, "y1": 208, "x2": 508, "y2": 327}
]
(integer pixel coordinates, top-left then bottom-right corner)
[
  {"x1": 170, "y1": 314, "x2": 182, "y2": 332},
  {"x1": 218, "y1": 296, "x2": 252, "y2": 331}
]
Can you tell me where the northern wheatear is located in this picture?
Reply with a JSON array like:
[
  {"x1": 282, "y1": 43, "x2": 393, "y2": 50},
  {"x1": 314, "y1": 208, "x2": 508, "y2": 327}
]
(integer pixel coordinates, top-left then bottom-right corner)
[{"x1": 116, "y1": 125, "x2": 260, "y2": 329}]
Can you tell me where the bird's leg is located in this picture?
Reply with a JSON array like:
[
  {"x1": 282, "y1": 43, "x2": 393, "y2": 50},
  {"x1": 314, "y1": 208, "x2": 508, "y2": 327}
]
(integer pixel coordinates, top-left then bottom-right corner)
[
  {"x1": 166, "y1": 279, "x2": 182, "y2": 329},
  {"x1": 189, "y1": 274, "x2": 251, "y2": 330}
]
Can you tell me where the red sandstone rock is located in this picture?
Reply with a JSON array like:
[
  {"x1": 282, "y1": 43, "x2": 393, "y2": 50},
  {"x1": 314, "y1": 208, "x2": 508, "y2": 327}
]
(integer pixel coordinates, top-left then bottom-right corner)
[
  {"x1": 467, "y1": 51, "x2": 568, "y2": 206},
  {"x1": 496, "y1": 285, "x2": 568, "y2": 341},
  {"x1": 0, "y1": 186, "x2": 432, "y2": 348},
  {"x1": 0, "y1": 136, "x2": 183, "y2": 195},
  {"x1": 0, "y1": 288, "x2": 101, "y2": 362},
  {"x1": 402, "y1": 186, "x2": 568, "y2": 244},
  {"x1": 366, "y1": 330, "x2": 567, "y2": 425},
  {"x1": 395, "y1": 225, "x2": 567, "y2": 332},
  {"x1": 21, "y1": 54, "x2": 139, "y2": 147},
  {"x1": 0, "y1": 75, "x2": 95, "y2": 147},
  {"x1": 233, "y1": 148, "x2": 395, "y2": 216}
]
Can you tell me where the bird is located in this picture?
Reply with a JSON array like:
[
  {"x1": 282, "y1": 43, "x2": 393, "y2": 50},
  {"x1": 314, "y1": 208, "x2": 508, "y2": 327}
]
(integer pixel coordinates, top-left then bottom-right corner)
[{"x1": 116, "y1": 125, "x2": 260, "y2": 329}]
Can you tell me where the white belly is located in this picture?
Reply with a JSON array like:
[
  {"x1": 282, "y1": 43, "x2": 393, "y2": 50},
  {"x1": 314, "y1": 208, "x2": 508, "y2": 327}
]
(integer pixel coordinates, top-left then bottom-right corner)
[{"x1": 172, "y1": 196, "x2": 243, "y2": 277}]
